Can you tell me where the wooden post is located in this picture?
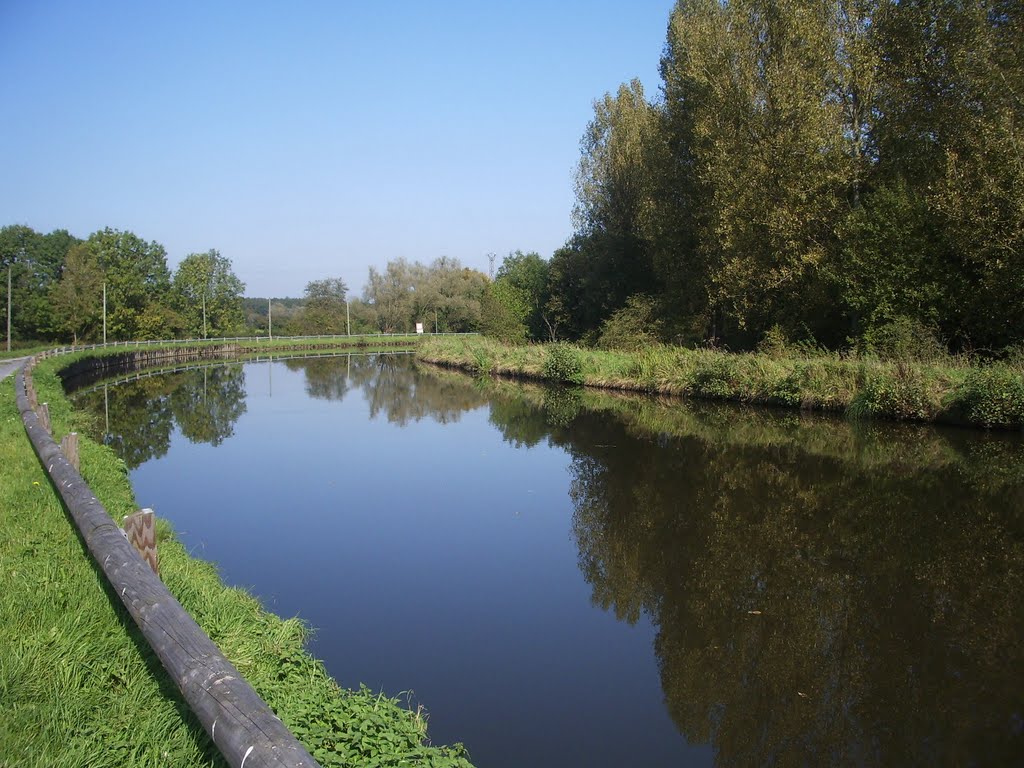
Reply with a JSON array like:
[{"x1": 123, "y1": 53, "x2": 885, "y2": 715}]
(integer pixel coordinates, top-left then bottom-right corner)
[
  {"x1": 37, "y1": 402, "x2": 50, "y2": 434},
  {"x1": 123, "y1": 509, "x2": 159, "y2": 576},
  {"x1": 60, "y1": 432, "x2": 79, "y2": 471}
]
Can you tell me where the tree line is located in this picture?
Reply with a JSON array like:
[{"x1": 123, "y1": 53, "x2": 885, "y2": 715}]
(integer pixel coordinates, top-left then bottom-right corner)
[
  {"x1": 1, "y1": 223, "x2": 502, "y2": 345},
  {"x1": 488, "y1": 0, "x2": 1023, "y2": 354},
  {"x1": 9, "y1": 0, "x2": 1019, "y2": 354},
  {"x1": 1, "y1": 225, "x2": 246, "y2": 345}
]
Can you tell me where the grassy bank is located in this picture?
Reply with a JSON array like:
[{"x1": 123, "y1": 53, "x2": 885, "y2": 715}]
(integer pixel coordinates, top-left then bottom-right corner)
[
  {"x1": 424, "y1": 364, "x2": 1024, "y2": 490},
  {"x1": 417, "y1": 336, "x2": 1024, "y2": 429},
  {"x1": 2, "y1": 350, "x2": 474, "y2": 767}
]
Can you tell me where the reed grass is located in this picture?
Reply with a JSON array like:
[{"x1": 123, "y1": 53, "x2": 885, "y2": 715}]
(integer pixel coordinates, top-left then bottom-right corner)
[{"x1": 418, "y1": 336, "x2": 1024, "y2": 429}]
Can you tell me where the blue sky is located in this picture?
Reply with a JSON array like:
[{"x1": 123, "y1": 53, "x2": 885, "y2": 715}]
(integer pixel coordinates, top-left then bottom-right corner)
[{"x1": 1, "y1": 1, "x2": 675, "y2": 297}]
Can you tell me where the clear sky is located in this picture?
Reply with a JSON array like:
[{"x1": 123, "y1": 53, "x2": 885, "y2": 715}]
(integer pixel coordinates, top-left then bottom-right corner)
[{"x1": 1, "y1": 1, "x2": 675, "y2": 297}]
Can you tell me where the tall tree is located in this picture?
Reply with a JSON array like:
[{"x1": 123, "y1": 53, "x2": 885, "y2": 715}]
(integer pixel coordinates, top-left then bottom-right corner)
[
  {"x1": 363, "y1": 257, "x2": 487, "y2": 333},
  {"x1": 662, "y1": 0, "x2": 854, "y2": 344},
  {"x1": 88, "y1": 228, "x2": 172, "y2": 340},
  {"x1": 0, "y1": 225, "x2": 76, "y2": 340},
  {"x1": 296, "y1": 277, "x2": 349, "y2": 334},
  {"x1": 568, "y1": 80, "x2": 661, "y2": 337},
  {"x1": 872, "y1": 0, "x2": 1024, "y2": 348},
  {"x1": 416, "y1": 257, "x2": 488, "y2": 333},
  {"x1": 494, "y1": 251, "x2": 553, "y2": 340},
  {"x1": 172, "y1": 250, "x2": 245, "y2": 338},
  {"x1": 364, "y1": 259, "x2": 418, "y2": 333},
  {"x1": 49, "y1": 242, "x2": 103, "y2": 344}
]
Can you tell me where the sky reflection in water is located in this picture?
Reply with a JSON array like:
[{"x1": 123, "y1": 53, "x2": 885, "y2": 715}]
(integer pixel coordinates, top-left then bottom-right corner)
[{"x1": 71, "y1": 354, "x2": 1024, "y2": 768}]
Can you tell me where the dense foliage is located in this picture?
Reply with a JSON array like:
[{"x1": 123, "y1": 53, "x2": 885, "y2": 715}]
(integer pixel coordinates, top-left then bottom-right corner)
[
  {"x1": 538, "y1": 0, "x2": 1023, "y2": 355},
  {"x1": 1, "y1": 225, "x2": 247, "y2": 345}
]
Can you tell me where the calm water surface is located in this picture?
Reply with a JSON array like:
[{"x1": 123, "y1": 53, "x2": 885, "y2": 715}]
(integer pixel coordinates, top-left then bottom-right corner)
[{"x1": 70, "y1": 354, "x2": 1024, "y2": 767}]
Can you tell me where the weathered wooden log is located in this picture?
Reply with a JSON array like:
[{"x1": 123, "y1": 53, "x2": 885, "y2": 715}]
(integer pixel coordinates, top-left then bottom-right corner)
[
  {"x1": 14, "y1": 364, "x2": 319, "y2": 768},
  {"x1": 123, "y1": 508, "x2": 159, "y2": 576},
  {"x1": 37, "y1": 402, "x2": 50, "y2": 434},
  {"x1": 59, "y1": 431, "x2": 79, "y2": 471}
]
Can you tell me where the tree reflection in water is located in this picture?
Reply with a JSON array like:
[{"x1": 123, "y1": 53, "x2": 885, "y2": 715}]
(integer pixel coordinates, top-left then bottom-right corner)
[
  {"x1": 472, "y1": 372, "x2": 1024, "y2": 766},
  {"x1": 72, "y1": 364, "x2": 248, "y2": 467},
  {"x1": 72, "y1": 357, "x2": 1024, "y2": 764}
]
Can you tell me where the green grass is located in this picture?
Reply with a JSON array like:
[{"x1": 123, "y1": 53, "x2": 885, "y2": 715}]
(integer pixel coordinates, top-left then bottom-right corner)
[
  {"x1": 1, "y1": 354, "x2": 475, "y2": 767},
  {"x1": 418, "y1": 336, "x2": 1024, "y2": 429},
  {"x1": 0, "y1": 343, "x2": 51, "y2": 360}
]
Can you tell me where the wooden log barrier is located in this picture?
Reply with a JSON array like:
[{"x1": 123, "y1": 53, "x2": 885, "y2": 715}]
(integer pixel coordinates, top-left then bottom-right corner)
[
  {"x1": 37, "y1": 402, "x2": 50, "y2": 434},
  {"x1": 14, "y1": 362, "x2": 319, "y2": 768}
]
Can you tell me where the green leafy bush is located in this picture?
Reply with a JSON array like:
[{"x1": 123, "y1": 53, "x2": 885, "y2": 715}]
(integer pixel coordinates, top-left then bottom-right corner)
[
  {"x1": 859, "y1": 316, "x2": 949, "y2": 364},
  {"x1": 542, "y1": 343, "x2": 584, "y2": 385},
  {"x1": 952, "y1": 365, "x2": 1024, "y2": 428},
  {"x1": 691, "y1": 356, "x2": 741, "y2": 399},
  {"x1": 596, "y1": 294, "x2": 663, "y2": 351}
]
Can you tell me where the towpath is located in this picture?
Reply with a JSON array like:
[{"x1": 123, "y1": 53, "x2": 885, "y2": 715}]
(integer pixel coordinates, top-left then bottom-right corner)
[{"x1": 0, "y1": 357, "x2": 28, "y2": 380}]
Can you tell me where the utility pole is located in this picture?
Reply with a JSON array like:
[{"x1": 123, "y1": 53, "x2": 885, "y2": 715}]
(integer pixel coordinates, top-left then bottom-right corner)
[
  {"x1": 346, "y1": 299, "x2": 350, "y2": 336},
  {"x1": 6, "y1": 264, "x2": 11, "y2": 353},
  {"x1": 102, "y1": 282, "x2": 107, "y2": 345},
  {"x1": 202, "y1": 291, "x2": 207, "y2": 339},
  {"x1": 268, "y1": 298, "x2": 273, "y2": 340}
]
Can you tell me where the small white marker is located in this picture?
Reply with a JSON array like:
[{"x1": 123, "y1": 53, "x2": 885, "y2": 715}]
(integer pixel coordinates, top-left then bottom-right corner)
[{"x1": 240, "y1": 745, "x2": 255, "y2": 768}]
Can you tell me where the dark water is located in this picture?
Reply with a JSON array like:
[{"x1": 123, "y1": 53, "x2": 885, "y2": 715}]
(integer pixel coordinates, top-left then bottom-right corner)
[{"x1": 70, "y1": 354, "x2": 1024, "y2": 767}]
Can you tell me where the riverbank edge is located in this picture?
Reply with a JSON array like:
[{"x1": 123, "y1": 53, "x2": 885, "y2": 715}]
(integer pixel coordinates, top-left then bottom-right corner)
[
  {"x1": 5, "y1": 338, "x2": 476, "y2": 768},
  {"x1": 416, "y1": 336, "x2": 1024, "y2": 430}
]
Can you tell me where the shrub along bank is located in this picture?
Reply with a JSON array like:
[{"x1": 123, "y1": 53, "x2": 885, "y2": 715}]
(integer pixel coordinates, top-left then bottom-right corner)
[
  {"x1": 417, "y1": 336, "x2": 1024, "y2": 430},
  {"x1": 1, "y1": 346, "x2": 473, "y2": 768}
]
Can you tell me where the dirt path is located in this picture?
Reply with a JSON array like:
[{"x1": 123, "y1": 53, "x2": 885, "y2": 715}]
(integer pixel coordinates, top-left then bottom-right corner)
[{"x1": 0, "y1": 357, "x2": 28, "y2": 380}]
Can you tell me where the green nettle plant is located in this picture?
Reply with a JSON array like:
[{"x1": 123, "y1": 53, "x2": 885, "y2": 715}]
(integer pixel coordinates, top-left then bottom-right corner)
[
  {"x1": 953, "y1": 365, "x2": 1024, "y2": 428},
  {"x1": 542, "y1": 342, "x2": 585, "y2": 385}
]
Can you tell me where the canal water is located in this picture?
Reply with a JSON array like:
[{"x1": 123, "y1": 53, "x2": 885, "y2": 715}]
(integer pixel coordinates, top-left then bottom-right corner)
[{"x1": 70, "y1": 353, "x2": 1024, "y2": 767}]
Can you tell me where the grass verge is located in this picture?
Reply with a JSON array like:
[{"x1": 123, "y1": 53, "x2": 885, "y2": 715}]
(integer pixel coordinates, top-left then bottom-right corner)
[
  {"x1": 2, "y1": 351, "x2": 474, "y2": 767},
  {"x1": 417, "y1": 336, "x2": 1024, "y2": 430}
]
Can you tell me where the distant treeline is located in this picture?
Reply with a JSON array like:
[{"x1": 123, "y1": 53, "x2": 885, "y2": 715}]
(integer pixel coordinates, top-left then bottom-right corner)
[
  {"x1": 0, "y1": 225, "x2": 246, "y2": 345},
  {"x1": 485, "y1": 0, "x2": 1023, "y2": 356},
  {"x1": 0, "y1": 223, "x2": 502, "y2": 344}
]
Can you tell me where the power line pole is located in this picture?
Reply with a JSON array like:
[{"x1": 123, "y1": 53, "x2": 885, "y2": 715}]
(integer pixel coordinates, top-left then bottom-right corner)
[
  {"x1": 102, "y1": 282, "x2": 107, "y2": 345},
  {"x1": 268, "y1": 298, "x2": 273, "y2": 340},
  {"x1": 6, "y1": 264, "x2": 11, "y2": 353},
  {"x1": 346, "y1": 299, "x2": 350, "y2": 336}
]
